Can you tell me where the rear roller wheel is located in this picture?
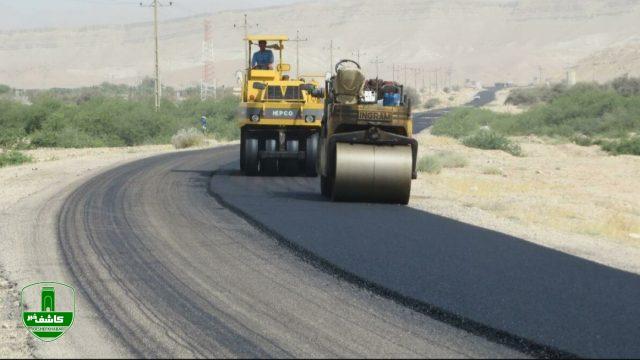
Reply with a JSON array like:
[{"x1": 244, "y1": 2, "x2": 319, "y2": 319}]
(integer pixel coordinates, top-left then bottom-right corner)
[
  {"x1": 305, "y1": 133, "x2": 319, "y2": 177},
  {"x1": 243, "y1": 138, "x2": 259, "y2": 176}
]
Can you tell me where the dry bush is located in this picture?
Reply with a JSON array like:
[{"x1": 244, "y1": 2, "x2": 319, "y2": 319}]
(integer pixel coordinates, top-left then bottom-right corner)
[{"x1": 171, "y1": 128, "x2": 205, "y2": 149}]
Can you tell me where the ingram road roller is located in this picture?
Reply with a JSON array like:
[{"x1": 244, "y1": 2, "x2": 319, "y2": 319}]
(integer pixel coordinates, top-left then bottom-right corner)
[
  {"x1": 239, "y1": 35, "x2": 324, "y2": 176},
  {"x1": 318, "y1": 60, "x2": 418, "y2": 204}
]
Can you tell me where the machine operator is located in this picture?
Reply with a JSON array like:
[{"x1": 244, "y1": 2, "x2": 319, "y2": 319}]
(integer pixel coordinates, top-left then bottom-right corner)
[{"x1": 252, "y1": 40, "x2": 281, "y2": 70}]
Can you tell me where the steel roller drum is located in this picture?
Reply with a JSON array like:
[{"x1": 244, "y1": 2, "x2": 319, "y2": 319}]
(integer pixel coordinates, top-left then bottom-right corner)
[{"x1": 332, "y1": 143, "x2": 412, "y2": 203}]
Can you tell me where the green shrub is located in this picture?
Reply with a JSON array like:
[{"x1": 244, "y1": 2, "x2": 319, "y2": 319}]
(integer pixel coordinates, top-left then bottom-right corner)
[
  {"x1": 599, "y1": 137, "x2": 640, "y2": 155},
  {"x1": 0, "y1": 150, "x2": 32, "y2": 167},
  {"x1": 417, "y1": 155, "x2": 442, "y2": 174},
  {"x1": 437, "y1": 151, "x2": 468, "y2": 168},
  {"x1": 482, "y1": 166, "x2": 504, "y2": 176},
  {"x1": 505, "y1": 83, "x2": 568, "y2": 106},
  {"x1": 462, "y1": 131, "x2": 523, "y2": 156},
  {"x1": 433, "y1": 78, "x2": 640, "y2": 155},
  {"x1": 611, "y1": 76, "x2": 640, "y2": 97},
  {"x1": 0, "y1": 86, "x2": 240, "y2": 149},
  {"x1": 417, "y1": 151, "x2": 467, "y2": 174},
  {"x1": 571, "y1": 134, "x2": 593, "y2": 146},
  {"x1": 404, "y1": 87, "x2": 421, "y2": 107},
  {"x1": 171, "y1": 128, "x2": 206, "y2": 149},
  {"x1": 425, "y1": 98, "x2": 440, "y2": 109},
  {"x1": 0, "y1": 127, "x2": 27, "y2": 149}
]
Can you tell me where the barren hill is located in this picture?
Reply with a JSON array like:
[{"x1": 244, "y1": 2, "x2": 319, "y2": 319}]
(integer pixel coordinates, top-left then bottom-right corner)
[{"x1": 1, "y1": 0, "x2": 639, "y2": 89}]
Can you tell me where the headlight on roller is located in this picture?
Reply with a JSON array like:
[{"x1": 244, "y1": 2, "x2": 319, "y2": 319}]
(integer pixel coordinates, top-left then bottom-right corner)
[
  {"x1": 304, "y1": 115, "x2": 315, "y2": 123},
  {"x1": 250, "y1": 114, "x2": 260, "y2": 122}
]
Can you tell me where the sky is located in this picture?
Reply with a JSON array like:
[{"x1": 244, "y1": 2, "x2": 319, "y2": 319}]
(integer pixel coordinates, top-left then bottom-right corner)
[{"x1": 0, "y1": 0, "x2": 303, "y2": 30}]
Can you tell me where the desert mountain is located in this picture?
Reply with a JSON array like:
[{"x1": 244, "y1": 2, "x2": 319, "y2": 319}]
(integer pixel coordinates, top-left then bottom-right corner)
[{"x1": 1, "y1": 0, "x2": 639, "y2": 89}]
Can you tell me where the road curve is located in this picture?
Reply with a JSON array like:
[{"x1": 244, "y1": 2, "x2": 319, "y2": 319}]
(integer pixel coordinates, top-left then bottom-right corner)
[
  {"x1": 207, "y1": 88, "x2": 640, "y2": 358},
  {"x1": 57, "y1": 147, "x2": 522, "y2": 358}
]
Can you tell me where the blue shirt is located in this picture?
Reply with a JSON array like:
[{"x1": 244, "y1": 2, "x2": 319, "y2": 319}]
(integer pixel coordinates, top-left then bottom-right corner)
[{"x1": 252, "y1": 50, "x2": 274, "y2": 68}]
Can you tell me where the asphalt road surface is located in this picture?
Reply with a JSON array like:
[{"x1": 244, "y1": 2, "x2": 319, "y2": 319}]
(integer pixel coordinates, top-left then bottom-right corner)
[
  {"x1": 412, "y1": 86, "x2": 497, "y2": 133},
  {"x1": 58, "y1": 89, "x2": 640, "y2": 358},
  {"x1": 58, "y1": 147, "x2": 523, "y2": 358}
]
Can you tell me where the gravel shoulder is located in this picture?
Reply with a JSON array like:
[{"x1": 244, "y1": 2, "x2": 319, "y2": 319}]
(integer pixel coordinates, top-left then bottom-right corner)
[
  {"x1": 410, "y1": 131, "x2": 640, "y2": 275},
  {"x1": 0, "y1": 143, "x2": 224, "y2": 358}
]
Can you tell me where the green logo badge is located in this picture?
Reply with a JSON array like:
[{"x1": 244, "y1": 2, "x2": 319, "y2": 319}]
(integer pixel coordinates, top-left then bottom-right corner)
[{"x1": 21, "y1": 282, "x2": 75, "y2": 342}]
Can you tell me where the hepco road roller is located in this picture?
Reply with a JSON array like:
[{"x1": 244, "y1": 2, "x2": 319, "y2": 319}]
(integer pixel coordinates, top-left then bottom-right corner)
[
  {"x1": 239, "y1": 35, "x2": 324, "y2": 176},
  {"x1": 317, "y1": 60, "x2": 418, "y2": 204}
]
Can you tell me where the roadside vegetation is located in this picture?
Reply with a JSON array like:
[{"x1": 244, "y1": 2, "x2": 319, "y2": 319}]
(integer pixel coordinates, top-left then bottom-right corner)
[
  {"x1": 417, "y1": 151, "x2": 467, "y2": 174},
  {"x1": 404, "y1": 87, "x2": 422, "y2": 107},
  {"x1": 432, "y1": 76, "x2": 640, "y2": 155},
  {"x1": 462, "y1": 130, "x2": 522, "y2": 156},
  {"x1": 0, "y1": 150, "x2": 32, "y2": 168},
  {"x1": 171, "y1": 128, "x2": 206, "y2": 149},
  {"x1": 0, "y1": 80, "x2": 239, "y2": 150}
]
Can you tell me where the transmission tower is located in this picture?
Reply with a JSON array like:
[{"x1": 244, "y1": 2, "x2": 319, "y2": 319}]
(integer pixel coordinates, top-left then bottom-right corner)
[{"x1": 201, "y1": 19, "x2": 216, "y2": 101}]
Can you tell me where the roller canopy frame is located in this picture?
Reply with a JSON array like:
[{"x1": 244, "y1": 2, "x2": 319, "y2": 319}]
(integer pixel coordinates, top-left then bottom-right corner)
[{"x1": 327, "y1": 127, "x2": 418, "y2": 179}]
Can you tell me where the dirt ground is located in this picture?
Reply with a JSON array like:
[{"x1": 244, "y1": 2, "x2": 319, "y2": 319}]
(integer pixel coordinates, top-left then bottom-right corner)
[
  {"x1": 0, "y1": 141, "x2": 227, "y2": 358},
  {"x1": 410, "y1": 131, "x2": 640, "y2": 274},
  {"x1": 419, "y1": 87, "x2": 479, "y2": 110}
]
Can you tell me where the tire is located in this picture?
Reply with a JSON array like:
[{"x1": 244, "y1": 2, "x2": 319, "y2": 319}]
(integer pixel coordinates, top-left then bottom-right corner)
[
  {"x1": 244, "y1": 138, "x2": 259, "y2": 176},
  {"x1": 283, "y1": 139, "x2": 299, "y2": 176},
  {"x1": 261, "y1": 139, "x2": 278, "y2": 175},
  {"x1": 240, "y1": 129, "x2": 246, "y2": 172},
  {"x1": 320, "y1": 175, "x2": 332, "y2": 198},
  {"x1": 305, "y1": 133, "x2": 319, "y2": 177}
]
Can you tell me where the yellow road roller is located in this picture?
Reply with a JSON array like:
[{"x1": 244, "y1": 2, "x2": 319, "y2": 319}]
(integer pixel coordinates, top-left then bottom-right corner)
[
  {"x1": 318, "y1": 60, "x2": 418, "y2": 204},
  {"x1": 239, "y1": 35, "x2": 324, "y2": 176}
]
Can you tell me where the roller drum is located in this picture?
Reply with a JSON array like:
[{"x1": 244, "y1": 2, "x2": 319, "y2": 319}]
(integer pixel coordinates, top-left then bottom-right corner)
[{"x1": 332, "y1": 143, "x2": 412, "y2": 203}]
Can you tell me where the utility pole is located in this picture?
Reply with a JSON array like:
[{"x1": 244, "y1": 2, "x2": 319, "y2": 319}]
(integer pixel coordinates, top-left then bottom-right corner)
[
  {"x1": 409, "y1": 67, "x2": 419, "y2": 89},
  {"x1": 233, "y1": 14, "x2": 259, "y2": 69},
  {"x1": 352, "y1": 49, "x2": 367, "y2": 64},
  {"x1": 370, "y1": 56, "x2": 383, "y2": 79},
  {"x1": 323, "y1": 40, "x2": 341, "y2": 73},
  {"x1": 140, "y1": 0, "x2": 173, "y2": 111},
  {"x1": 153, "y1": 0, "x2": 159, "y2": 110},
  {"x1": 403, "y1": 64, "x2": 408, "y2": 85},
  {"x1": 291, "y1": 30, "x2": 308, "y2": 78},
  {"x1": 538, "y1": 65, "x2": 544, "y2": 85}
]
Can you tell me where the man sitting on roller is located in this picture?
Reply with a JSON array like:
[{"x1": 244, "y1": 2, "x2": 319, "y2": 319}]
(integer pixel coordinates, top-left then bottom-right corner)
[{"x1": 252, "y1": 40, "x2": 280, "y2": 70}]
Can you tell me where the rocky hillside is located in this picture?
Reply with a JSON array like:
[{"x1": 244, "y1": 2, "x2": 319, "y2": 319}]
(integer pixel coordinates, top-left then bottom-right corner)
[{"x1": 1, "y1": 0, "x2": 639, "y2": 88}]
